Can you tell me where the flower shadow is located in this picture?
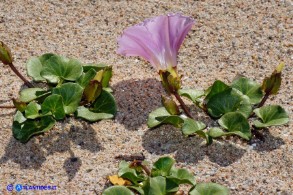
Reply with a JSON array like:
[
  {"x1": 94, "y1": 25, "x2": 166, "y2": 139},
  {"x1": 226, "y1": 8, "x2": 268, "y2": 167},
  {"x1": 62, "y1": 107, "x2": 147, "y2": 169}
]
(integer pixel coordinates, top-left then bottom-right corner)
[
  {"x1": 112, "y1": 78, "x2": 167, "y2": 130},
  {"x1": 0, "y1": 120, "x2": 102, "y2": 181}
]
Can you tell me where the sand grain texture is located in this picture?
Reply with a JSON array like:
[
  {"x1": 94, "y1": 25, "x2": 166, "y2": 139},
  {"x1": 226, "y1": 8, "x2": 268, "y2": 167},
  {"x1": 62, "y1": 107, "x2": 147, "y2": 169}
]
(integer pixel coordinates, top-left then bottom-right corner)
[{"x1": 0, "y1": 0, "x2": 292, "y2": 194}]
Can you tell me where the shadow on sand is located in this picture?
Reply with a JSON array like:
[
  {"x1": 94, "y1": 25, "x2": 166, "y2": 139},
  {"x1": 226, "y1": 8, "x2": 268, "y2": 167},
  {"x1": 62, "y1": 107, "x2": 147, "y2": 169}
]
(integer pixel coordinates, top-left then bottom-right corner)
[{"x1": 0, "y1": 120, "x2": 102, "y2": 181}]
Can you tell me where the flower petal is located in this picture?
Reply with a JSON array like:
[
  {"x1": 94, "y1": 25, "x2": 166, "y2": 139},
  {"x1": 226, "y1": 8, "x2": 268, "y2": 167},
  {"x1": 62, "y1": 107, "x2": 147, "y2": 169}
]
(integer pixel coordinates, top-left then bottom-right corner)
[{"x1": 117, "y1": 13, "x2": 194, "y2": 71}]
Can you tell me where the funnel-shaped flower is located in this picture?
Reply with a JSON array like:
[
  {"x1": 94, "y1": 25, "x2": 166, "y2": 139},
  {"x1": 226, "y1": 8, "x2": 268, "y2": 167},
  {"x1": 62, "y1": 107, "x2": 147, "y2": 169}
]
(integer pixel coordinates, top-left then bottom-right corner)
[{"x1": 117, "y1": 14, "x2": 194, "y2": 72}]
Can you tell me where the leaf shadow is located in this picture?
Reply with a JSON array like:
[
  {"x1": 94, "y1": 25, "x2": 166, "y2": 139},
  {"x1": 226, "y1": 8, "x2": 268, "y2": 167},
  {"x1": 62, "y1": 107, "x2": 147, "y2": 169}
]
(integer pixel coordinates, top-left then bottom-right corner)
[
  {"x1": 250, "y1": 128, "x2": 285, "y2": 152},
  {"x1": 112, "y1": 78, "x2": 167, "y2": 130},
  {"x1": 142, "y1": 125, "x2": 246, "y2": 167},
  {"x1": 0, "y1": 120, "x2": 102, "y2": 181}
]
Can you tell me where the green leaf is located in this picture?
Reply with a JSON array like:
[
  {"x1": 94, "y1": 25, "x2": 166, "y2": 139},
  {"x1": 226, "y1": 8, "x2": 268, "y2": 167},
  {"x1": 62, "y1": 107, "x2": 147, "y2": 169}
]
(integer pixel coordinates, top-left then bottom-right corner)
[
  {"x1": 155, "y1": 115, "x2": 184, "y2": 128},
  {"x1": 26, "y1": 53, "x2": 55, "y2": 81},
  {"x1": 76, "y1": 106, "x2": 113, "y2": 122},
  {"x1": 218, "y1": 112, "x2": 251, "y2": 140},
  {"x1": 189, "y1": 182, "x2": 229, "y2": 195},
  {"x1": 13, "y1": 113, "x2": 55, "y2": 143},
  {"x1": 82, "y1": 63, "x2": 108, "y2": 72},
  {"x1": 118, "y1": 161, "x2": 144, "y2": 184},
  {"x1": 76, "y1": 68, "x2": 97, "y2": 88},
  {"x1": 253, "y1": 105, "x2": 289, "y2": 128},
  {"x1": 25, "y1": 102, "x2": 41, "y2": 119},
  {"x1": 165, "y1": 178, "x2": 179, "y2": 193},
  {"x1": 231, "y1": 77, "x2": 263, "y2": 104},
  {"x1": 91, "y1": 90, "x2": 117, "y2": 115},
  {"x1": 181, "y1": 118, "x2": 212, "y2": 144},
  {"x1": 168, "y1": 167, "x2": 196, "y2": 185},
  {"x1": 102, "y1": 186, "x2": 134, "y2": 195},
  {"x1": 19, "y1": 88, "x2": 50, "y2": 103},
  {"x1": 41, "y1": 55, "x2": 83, "y2": 83},
  {"x1": 208, "y1": 127, "x2": 248, "y2": 140},
  {"x1": 178, "y1": 89, "x2": 205, "y2": 103},
  {"x1": 147, "y1": 107, "x2": 171, "y2": 128},
  {"x1": 52, "y1": 83, "x2": 83, "y2": 114},
  {"x1": 14, "y1": 111, "x2": 26, "y2": 123},
  {"x1": 182, "y1": 118, "x2": 206, "y2": 135},
  {"x1": 127, "y1": 186, "x2": 144, "y2": 195},
  {"x1": 206, "y1": 88, "x2": 241, "y2": 118},
  {"x1": 41, "y1": 94, "x2": 65, "y2": 120},
  {"x1": 204, "y1": 80, "x2": 230, "y2": 103},
  {"x1": 151, "y1": 157, "x2": 175, "y2": 177},
  {"x1": 147, "y1": 107, "x2": 184, "y2": 128},
  {"x1": 143, "y1": 176, "x2": 166, "y2": 195}
]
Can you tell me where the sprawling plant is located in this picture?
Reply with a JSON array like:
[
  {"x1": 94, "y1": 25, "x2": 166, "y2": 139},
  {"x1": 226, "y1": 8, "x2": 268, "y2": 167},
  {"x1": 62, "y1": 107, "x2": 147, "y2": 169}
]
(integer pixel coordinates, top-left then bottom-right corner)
[
  {"x1": 117, "y1": 14, "x2": 289, "y2": 145},
  {"x1": 103, "y1": 156, "x2": 229, "y2": 195},
  {"x1": 0, "y1": 42, "x2": 117, "y2": 143}
]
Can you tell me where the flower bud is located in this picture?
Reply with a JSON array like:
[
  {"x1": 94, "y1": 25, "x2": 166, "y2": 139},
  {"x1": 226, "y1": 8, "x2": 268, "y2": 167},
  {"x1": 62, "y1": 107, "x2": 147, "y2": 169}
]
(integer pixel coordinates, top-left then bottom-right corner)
[
  {"x1": 161, "y1": 95, "x2": 180, "y2": 115},
  {"x1": 262, "y1": 63, "x2": 284, "y2": 95},
  {"x1": 0, "y1": 41, "x2": 13, "y2": 65}
]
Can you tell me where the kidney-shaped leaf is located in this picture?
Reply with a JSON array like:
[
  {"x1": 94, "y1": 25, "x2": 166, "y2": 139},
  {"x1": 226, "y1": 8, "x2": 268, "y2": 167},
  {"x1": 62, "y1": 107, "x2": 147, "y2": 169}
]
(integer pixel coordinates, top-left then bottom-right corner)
[
  {"x1": 25, "y1": 102, "x2": 41, "y2": 119},
  {"x1": 26, "y1": 53, "x2": 55, "y2": 81},
  {"x1": 76, "y1": 68, "x2": 97, "y2": 88},
  {"x1": 41, "y1": 55, "x2": 83, "y2": 83},
  {"x1": 182, "y1": 118, "x2": 206, "y2": 135},
  {"x1": 52, "y1": 83, "x2": 83, "y2": 114},
  {"x1": 118, "y1": 161, "x2": 144, "y2": 184},
  {"x1": 151, "y1": 157, "x2": 175, "y2": 177},
  {"x1": 102, "y1": 186, "x2": 134, "y2": 195},
  {"x1": 206, "y1": 88, "x2": 241, "y2": 118},
  {"x1": 13, "y1": 111, "x2": 55, "y2": 143},
  {"x1": 41, "y1": 94, "x2": 66, "y2": 120},
  {"x1": 178, "y1": 89, "x2": 205, "y2": 103},
  {"x1": 189, "y1": 182, "x2": 229, "y2": 195},
  {"x1": 147, "y1": 107, "x2": 183, "y2": 128},
  {"x1": 76, "y1": 106, "x2": 113, "y2": 122},
  {"x1": 253, "y1": 105, "x2": 289, "y2": 128},
  {"x1": 168, "y1": 167, "x2": 196, "y2": 185},
  {"x1": 147, "y1": 107, "x2": 171, "y2": 128},
  {"x1": 91, "y1": 89, "x2": 117, "y2": 115},
  {"x1": 204, "y1": 80, "x2": 230, "y2": 103},
  {"x1": 19, "y1": 88, "x2": 50, "y2": 103},
  {"x1": 143, "y1": 176, "x2": 166, "y2": 195},
  {"x1": 155, "y1": 115, "x2": 184, "y2": 128},
  {"x1": 218, "y1": 112, "x2": 251, "y2": 140},
  {"x1": 231, "y1": 77, "x2": 263, "y2": 104}
]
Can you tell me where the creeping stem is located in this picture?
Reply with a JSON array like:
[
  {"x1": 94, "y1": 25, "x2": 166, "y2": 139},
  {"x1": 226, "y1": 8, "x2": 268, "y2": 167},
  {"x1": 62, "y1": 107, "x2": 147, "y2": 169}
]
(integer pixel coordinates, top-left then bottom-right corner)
[
  {"x1": 0, "y1": 105, "x2": 15, "y2": 108},
  {"x1": 7, "y1": 62, "x2": 34, "y2": 88},
  {"x1": 173, "y1": 91, "x2": 193, "y2": 119},
  {"x1": 256, "y1": 92, "x2": 270, "y2": 108}
]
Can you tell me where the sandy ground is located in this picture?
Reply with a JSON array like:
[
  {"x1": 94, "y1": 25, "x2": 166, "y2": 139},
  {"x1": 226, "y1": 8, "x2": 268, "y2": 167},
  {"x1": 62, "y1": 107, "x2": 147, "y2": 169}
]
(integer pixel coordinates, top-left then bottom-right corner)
[{"x1": 0, "y1": 0, "x2": 292, "y2": 194}]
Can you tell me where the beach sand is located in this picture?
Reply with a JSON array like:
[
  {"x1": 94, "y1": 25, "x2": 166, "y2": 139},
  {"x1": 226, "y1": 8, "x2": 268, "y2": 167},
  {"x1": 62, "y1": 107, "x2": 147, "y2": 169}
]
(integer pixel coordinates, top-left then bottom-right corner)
[{"x1": 0, "y1": 0, "x2": 292, "y2": 194}]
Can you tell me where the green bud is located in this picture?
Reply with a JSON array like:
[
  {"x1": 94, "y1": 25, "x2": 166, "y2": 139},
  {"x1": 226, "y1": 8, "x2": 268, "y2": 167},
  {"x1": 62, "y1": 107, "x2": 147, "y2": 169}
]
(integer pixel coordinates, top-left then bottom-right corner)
[
  {"x1": 262, "y1": 63, "x2": 284, "y2": 95},
  {"x1": 12, "y1": 98, "x2": 27, "y2": 112},
  {"x1": 101, "y1": 66, "x2": 112, "y2": 88},
  {"x1": 0, "y1": 41, "x2": 13, "y2": 65},
  {"x1": 161, "y1": 95, "x2": 180, "y2": 115}
]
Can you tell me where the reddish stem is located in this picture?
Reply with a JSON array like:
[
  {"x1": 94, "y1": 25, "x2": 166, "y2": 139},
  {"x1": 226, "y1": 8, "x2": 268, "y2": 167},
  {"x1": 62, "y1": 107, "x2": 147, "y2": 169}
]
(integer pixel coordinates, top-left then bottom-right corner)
[
  {"x1": 0, "y1": 105, "x2": 15, "y2": 108},
  {"x1": 173, "y1": 92, "x2": 193, "y2": 119},
  {"x1": 7, "y1": 62, "x2": 34, "y2": 88}
]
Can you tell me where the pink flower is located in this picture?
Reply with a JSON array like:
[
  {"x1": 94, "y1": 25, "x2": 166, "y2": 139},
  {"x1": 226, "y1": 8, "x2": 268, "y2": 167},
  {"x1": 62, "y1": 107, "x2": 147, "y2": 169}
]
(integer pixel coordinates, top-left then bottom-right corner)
[{"x1": 117, "y1": 13, "x2": 194, "y2": 72}]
